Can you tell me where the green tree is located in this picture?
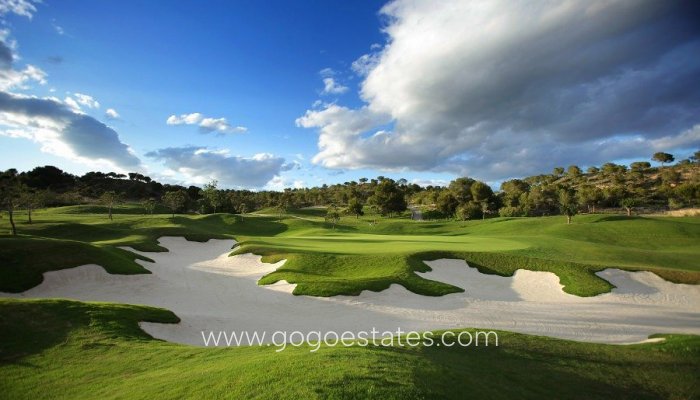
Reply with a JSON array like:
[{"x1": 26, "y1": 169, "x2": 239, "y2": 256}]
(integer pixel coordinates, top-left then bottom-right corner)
[
  {"x1": 630, "y1": 161, "x2": 651, "y2": 172},
  {"x1": 553, "y1": 167, "x2": 565, "y2": 176},
  {"x1": 163, "y1": 190, "x2": 187, "y2": 218},
  {"x1": 567, "y1": 165, "x2": 582, "y2": 177},
  {"x1": 620, "y1": 198, "x2": 639, "y2": 217},
  {"x1": 0, "y1": 169, "x2": 21, "y2": 235},
  {"x1": 142, "y1": 198, "x2": 157, "y2": 215},
  {"x1": 455, "y1": 202, "x2": 481, "y2": 220},
  {"x1": 448, "y1": 177, "x2": 475, "y2": 204},
  {"x1": 325, "y1": 205, "x2": 341, "y2": 229},
  {"x1": 652, "y1": 152, "x2": 674, "y2": 166},
  {"x1": 201, "y1": 180, "x2": 223, "y2": 213},
  {"x1": 347, "y1": 197, "x2": 364, "y2": 219},
  {"x1": 661, "y1": 169, "x2": 681, "y2": 185},
  {"x1": 470, "y1": 181, "x2": 494, "y2": 204},
  {"x1": 601, "y1": 162, "x2": 619, "y2": 175},
  {"x1": 436, "y1": 191, "x2": 458, "y2": 217},
  {"x1": 558, "y1": 189, "x2": 578, "y2": 224},
  {"x1": 576, "y1": 185, "x2": 602, "y2": 213},
  {"x1": 276, "y1": 190, "x2": 296, "y2": 220},
  {"x1": 500, "y1": 179, "x2": 529, "y2": 207},
  {"x1": 19, "y1": 188, "x2": 46, "y2": 224},
  {"x1": 369, "y1": 179, "x2": 407, "y2": 216},
  {"x1": 100, "y1": 191, "x2": 122, "y2": 221}
]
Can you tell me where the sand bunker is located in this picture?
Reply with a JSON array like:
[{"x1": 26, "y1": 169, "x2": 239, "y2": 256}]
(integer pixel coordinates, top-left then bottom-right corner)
[{"x1": 2, "y1": 237, "x2": 699, "y2": 346}]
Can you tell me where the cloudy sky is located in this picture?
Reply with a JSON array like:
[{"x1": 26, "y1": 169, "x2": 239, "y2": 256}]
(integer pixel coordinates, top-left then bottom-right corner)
[{"x1": 0, "y1": 0, "x2": 698, "y2": 189}]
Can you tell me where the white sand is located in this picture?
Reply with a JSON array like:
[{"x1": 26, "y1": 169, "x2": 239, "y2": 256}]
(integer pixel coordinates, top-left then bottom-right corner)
[{"x1": 2, "y1": 236, "x2": 699, "y2": 346}]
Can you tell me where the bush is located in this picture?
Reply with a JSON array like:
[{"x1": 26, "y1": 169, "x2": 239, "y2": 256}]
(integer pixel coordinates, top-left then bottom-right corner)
[
  {"x1": 456, "y1": 202, "x2": 482, "y2": 220},
  {"x1": 498, "y1": 206, "x2": 524, "y2": 217},
  {"x1": 422, "y1": 209, "x2": 447, "y2": 220}
]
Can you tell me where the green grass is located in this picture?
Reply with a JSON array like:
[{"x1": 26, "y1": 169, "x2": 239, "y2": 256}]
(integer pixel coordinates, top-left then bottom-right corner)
[
  {"x1": 1, "y1": 205, "x2": 700, "y2": 296},
  {"x1": 235, "y1": 213, "x2": 700, "y2": 297},
  {"x1": 1, "y1": 298, "x2": 698, "y2": 399},
  {"x1": 2, "y1": 208, "x2": 699, "y2": 398}
]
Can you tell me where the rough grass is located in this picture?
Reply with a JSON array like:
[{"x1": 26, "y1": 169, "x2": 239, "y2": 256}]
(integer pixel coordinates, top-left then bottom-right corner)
[
  {"x1": 1, "y1": 206, "x2": 700, "y2": 296},
  {"x1": 1, "y1": 299, "x2": 698, "y2": 400}
]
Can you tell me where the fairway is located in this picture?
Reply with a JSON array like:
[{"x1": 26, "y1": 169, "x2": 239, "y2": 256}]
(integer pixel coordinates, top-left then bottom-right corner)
[
  {"x1": 241, "y1": 233, "x2": 527, "y2": 254},
  {"x1": 3, "y1": 207, "x2": 700, "y2": 298}
]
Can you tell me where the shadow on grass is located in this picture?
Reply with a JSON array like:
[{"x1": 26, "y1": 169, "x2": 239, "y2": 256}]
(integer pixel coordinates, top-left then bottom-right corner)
[
  {"x1": 0, "y1": 299, "x2": 179, "y2": 364},
  {"x1": 408, "y1": 337, "x2": 662, "y2": 399}
]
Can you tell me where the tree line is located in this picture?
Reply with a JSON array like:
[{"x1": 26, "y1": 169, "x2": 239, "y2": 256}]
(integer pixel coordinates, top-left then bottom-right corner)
[{"x1": 1, "y1": 151, "x2": 699, "y2": 234}]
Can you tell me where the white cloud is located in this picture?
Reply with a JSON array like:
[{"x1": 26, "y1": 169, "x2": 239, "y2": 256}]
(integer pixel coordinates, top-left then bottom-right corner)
[
  {"x1": 411, "y1": 178, "x2": 449, "y2": 188},
  {"x1": 298, "y1": 0, "x2": 700, "y2": 180},
  {"x1": 321, "y1": 77, "x2": 348, "y2": 95},
  {"x1": 0, "y1": 92, "x2": 141, "y2": 169},
  {"x1": 167, "y1": 112, "x2": 202, "y2": 125},
  {"x1": 146, "y1": 146, "x2": 286, "y2": 188},
  {"x1": 200, "y1": 117, "x2": 247, "y2": 134},
  {"x1": 0, "y1": 64, "x2": 47, "y2": 90},
  {"x1": 73, "y1": 93, "x2": 99, "y2": 109},
  {"x1": 105, "y1": 108, "x2": 120, "y2": 119},
  {"x1": 351, "y1": 53, "x2": 380, "y2": 76},
  {"x1": 0, "y1": 5, "x2": 140, "y2": 171},
  {"x1": 63, "y1": 96, "x2": 81, "y2": 112},
  {"x1": 0, "y1": 0, "x2": 38, "y2": 18},
  {"x1": 265, "y1": 176, "x2": 305, "y2": 191},
  {"x1": 166, "y1": 112, "x2": 246, "y2": 134}
]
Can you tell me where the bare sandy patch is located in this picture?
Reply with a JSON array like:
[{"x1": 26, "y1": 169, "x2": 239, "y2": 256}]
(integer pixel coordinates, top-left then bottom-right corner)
[{"x1": 2, "y1": 237, "x2": 699, "y2": 346}]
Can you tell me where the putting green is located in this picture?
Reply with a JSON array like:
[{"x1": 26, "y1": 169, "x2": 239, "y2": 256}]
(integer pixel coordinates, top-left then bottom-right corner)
[{"x1": 242, "y1": 233, "x2": 527, "y2": 254}]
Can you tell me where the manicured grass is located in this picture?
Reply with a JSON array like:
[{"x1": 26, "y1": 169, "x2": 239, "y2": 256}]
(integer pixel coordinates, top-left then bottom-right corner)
[
  {"x1": 236, "y1": 213, "x2": 700, "y2": 296},
  {"x1": 1, "y1": 206, "x2": 700, "y2": 296},
  {"x1": 1, "y1": 298, "x2": 698, "y2": 399},
  {"x1": 0, "y1": 237, "x2": 153, "y2": 293}
]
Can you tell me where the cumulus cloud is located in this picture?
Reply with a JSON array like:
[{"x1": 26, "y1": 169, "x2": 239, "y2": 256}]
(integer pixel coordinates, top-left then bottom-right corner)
[
  {"x1": 105, "y1": 108, "x2": 120, "y2": 119},
  {"x1": 166, "y1": 112, "x2": 247, "y2": 134},
  {"x1": 145, "y1": 146, "x2": 286, "y2": 188},
  {"x1": 299, "y1": 0, "x2": 700, "y2": 180},
  {"x1": 0, "y1": 91, "x2": 141, "y2": 169}
]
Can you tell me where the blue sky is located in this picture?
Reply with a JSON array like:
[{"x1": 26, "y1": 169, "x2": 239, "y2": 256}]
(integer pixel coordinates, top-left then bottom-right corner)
[{"x1": 1, "y1": 0, "x2": 698, "y2": 189}]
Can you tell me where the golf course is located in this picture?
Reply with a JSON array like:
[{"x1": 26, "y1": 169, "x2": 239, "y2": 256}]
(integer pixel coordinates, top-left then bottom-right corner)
[
  {"x1": 2, "y1": 205, "x2": 700, "y2": 398},
  {"x1": 2, "y1": 0, "x2": 700, "y2": 398}
]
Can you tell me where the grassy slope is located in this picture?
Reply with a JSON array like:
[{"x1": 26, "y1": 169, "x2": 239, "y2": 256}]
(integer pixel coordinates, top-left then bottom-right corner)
[
  {"x1": 1, "y1": 298, "x2": 698, "y2": 400},
  {"x1": 1, "y1": 205, "x2": 699, "y2": 296}
]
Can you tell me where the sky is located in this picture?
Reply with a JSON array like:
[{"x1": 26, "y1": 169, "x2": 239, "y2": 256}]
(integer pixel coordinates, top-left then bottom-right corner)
[{"x1": 0, "y1": 0, "x2": 699, "y2": 190}]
